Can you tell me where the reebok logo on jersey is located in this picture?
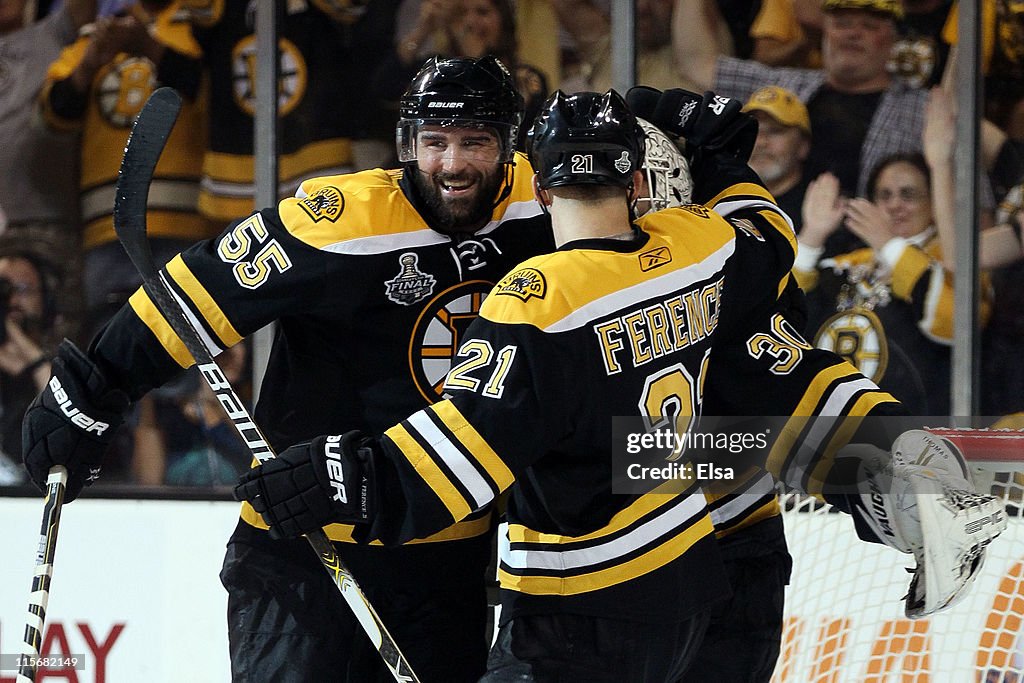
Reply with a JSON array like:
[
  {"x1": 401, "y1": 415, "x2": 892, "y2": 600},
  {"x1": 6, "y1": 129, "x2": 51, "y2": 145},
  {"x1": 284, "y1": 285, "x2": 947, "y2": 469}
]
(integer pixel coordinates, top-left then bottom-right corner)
[
  {"x1": 496, "y1": 268, "x2": 546, "y2": 301},
  {"x1": 48, "y1": 377, "x2": 110, "y2": 435},
  {"x1": 638, "y1": 246, "x2": 672, "y2": 271},
  {"x1": 323, "y1": 435, "x2": 349, "y2": 504}
]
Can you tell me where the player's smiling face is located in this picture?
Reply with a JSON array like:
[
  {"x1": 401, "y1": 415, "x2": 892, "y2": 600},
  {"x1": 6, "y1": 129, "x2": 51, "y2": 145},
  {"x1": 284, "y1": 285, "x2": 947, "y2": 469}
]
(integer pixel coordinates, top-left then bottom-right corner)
[{"x1": 413, "y1": 125, "x2": 505, "y2": 233}]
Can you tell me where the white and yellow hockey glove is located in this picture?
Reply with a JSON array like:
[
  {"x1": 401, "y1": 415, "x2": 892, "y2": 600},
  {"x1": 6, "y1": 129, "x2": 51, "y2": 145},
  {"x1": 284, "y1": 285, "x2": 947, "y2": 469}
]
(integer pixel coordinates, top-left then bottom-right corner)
[{"x1": 853, "y1": 430, "x2": 1007, "y2": 619}]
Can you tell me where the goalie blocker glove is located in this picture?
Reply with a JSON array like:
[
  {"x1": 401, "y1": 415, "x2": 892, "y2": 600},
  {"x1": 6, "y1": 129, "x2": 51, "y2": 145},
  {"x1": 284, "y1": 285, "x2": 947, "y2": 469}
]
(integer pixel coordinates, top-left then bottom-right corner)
[
  {"x1": 625, "y1": 86, "x2": 758, "y2": 165},
  {"x1": 234, "y1": 431, "x2": 376, "y2": 540},
  {"x1": 850, "y1": 430, "x2": 1007, "y2": 618},
  {"x1": 22, "y1": 340, "x2": 130, "y2": 502}
]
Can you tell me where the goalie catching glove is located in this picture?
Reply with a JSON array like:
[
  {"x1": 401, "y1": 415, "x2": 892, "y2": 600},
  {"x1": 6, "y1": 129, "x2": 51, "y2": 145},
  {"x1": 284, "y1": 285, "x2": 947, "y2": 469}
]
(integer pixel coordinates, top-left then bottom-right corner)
[
  {"x1": 624, "y1": 86, "x2": 758, "y2": 164},
  {"x1": 851, "y1": 430, "x2": 1006, "y2": 618},
  {"x1": 234, "y1": 431, "x2": 376, "y2": 539},
  {"x1": 22, "y1": 340, "x2": 130, "y2": 502}
]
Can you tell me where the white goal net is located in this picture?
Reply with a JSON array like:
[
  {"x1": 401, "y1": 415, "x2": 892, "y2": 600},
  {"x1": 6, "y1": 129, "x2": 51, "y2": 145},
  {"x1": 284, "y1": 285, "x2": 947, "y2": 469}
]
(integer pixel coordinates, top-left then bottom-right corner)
[{"x1": 775, "y1": 448, "x2": 1024, "y2": 682}]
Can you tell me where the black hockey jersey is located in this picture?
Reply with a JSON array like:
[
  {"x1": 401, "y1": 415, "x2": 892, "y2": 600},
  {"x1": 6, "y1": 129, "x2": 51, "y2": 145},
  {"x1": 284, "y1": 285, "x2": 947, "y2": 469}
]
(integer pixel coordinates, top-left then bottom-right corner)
[
  {"x1": 179, "y1": 0, "x2": 398, "y2": 221},
  {"x1": 355, "y1": 176, "x2": 800, "y2": 624},
  {"x1": 91, "y1": 153, "x2": 554, "y2": 543}
]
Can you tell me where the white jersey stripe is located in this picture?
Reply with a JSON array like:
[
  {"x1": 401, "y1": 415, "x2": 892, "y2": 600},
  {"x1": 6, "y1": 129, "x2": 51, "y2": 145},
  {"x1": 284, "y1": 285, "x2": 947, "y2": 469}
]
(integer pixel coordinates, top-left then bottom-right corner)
[
  {"x1": 318, "y1": 200, "x2": 545, "y2": 256},
  {"x1": 500, "y1": 492, "x2": 706, "y2": 571},
  {"x1": 709, "y1": 472, "x2": 775, "y2": 526},
  {"x1": 407, "y1": 411, "x2": 495, "y2": 510}
]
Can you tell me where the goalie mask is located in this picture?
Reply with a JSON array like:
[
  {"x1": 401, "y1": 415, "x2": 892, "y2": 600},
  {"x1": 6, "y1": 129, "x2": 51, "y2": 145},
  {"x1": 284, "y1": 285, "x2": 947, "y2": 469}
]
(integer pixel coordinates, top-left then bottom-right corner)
[
  {"x1": 636, "y1": 117, "x2": 692, "y2": 216},
  {"x1": 526, "y1": 89, "x2": 645, "y2": 190},
  {"x1": 397, "y1": 55, "x2": 523, "y2": 164}
]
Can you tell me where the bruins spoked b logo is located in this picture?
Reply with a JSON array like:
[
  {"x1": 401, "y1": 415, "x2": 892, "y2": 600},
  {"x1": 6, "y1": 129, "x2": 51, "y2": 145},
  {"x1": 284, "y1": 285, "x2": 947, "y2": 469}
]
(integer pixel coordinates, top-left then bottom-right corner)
[
  {"x1": 408, "y1": 281, "x2": 492, "y2": 402},
  {"x1": 814, "y1": 309, "x2": 889, "y2": 382}
]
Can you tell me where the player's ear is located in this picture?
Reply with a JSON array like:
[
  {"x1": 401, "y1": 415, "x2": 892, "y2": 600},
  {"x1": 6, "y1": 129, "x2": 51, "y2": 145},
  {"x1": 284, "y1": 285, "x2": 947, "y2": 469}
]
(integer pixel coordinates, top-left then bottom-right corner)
[
  {"x1": 628, "y1": 171, "x2": 644, "y2": 205},
  {"x1": 532, "y1": 173, "x2": 550, "y2": 207}
]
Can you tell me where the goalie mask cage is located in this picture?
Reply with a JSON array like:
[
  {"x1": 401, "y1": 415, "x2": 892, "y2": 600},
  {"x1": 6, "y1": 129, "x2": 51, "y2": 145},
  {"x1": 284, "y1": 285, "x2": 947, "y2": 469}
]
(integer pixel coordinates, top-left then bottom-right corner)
[{"x1": 774, "y1": 428, "x2": 1024, "y2": 682}]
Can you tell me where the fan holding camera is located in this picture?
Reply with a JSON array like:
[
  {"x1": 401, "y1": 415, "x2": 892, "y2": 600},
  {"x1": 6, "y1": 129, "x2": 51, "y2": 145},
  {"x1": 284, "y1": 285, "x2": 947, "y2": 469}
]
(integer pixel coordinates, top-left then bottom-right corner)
[{"x1": 0, "y1": 249, "x2": 58, "y2": 484}]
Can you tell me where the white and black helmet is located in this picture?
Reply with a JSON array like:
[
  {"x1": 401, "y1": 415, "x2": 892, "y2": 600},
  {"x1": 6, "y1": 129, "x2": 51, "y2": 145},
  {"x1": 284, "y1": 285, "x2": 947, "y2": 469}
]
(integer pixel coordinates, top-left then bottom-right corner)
[{"x1": 636, "y1": 117, "x2": 692, "y2": 216}]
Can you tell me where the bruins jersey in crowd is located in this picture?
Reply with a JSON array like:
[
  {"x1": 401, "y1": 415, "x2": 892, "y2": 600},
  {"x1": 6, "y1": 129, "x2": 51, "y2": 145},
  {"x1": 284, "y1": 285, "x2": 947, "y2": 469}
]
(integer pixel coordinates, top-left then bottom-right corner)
[
  {"x1": 91, "y1": 153, "x2": 553, "y2": 543},
  {"x1": 353, "y1": 164, "x2": 802, "y2": 624},
  {"x1": 39, "y1": 1, "x2": 219, "y2": 251},
  {"x1": 795, "y1": 228, "x2": 991, "y2": 416},
  {"x1": 179, "y1": 0, "x2": 397, "y2": 221}
]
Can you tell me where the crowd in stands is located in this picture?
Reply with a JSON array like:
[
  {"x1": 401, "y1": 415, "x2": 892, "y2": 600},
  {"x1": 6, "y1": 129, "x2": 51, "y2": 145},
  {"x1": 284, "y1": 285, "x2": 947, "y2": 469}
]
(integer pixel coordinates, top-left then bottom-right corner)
[{"x1": 0, "y1": 0, "x2": 1022, "y2": 489}]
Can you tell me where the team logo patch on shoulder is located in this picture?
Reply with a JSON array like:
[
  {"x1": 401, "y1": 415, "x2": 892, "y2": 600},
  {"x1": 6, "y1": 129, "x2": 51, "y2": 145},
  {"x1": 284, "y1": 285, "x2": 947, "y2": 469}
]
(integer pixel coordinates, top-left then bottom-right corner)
[
  {"x1": 386, "y1": 253, "x2": 436, "y2": 305},
  {"x1": 680, "y1": 204, "x2": 710, "y2": 218},
  {"x1": 496, "y1": 268, "x2": 547, "y2": 301},
  {"x1": 639, "y1": 246, "x2": 672, "y2": 271},
  {"x1": 299, "y1": 186, "x2": 344, "y2": 222},
  {"x1": 730, "y1": 217, "x2": 765, "y2": 241}
]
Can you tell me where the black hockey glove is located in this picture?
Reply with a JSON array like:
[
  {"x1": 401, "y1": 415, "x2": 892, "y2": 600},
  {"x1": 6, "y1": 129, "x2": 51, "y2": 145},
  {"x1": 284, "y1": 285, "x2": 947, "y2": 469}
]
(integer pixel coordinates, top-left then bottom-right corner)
[
  {"x1": 234, "y1": 431, "x2": 376, "y2": 540},
  {"x1": 625, "y1": 86, "x2": 758, "y2": 164},
  {"x1": 22, "y1": 340, "x2": 130, "y2": 502}
]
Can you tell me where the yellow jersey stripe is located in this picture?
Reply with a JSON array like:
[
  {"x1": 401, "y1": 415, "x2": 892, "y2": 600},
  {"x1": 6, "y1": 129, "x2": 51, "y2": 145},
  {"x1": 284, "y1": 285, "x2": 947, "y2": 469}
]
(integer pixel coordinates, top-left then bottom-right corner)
[
  {"x1": 165, "y1": 255, "x2": 243, "y2": 347},
  {"x1": 705, "y1": 182, "x2": 777, "y2": 208},
  {"x1": 508, "y1": 483, "x2": 685, "y2": 544},
  {"x1": 128, "y1": 288, "x2": 194, "y2": 368},
  {"x1": 498, "y1": 514, "x2": 713, "y2": 595},
  {"x1": 431, "y1": 401, "x2": 515, "y2": 492},
  {"x1": 766, "y1": 362, "x2": 862, "y2": 474},
  {"x1": 715, "y1": 497, "x2": 781, "y2": 539},
  {"x1": 240, "y1": 501, "x2": 492, "y2": 543},
  {"x1": 385, "y1": 422, "x2": 472, "y2": 521}
]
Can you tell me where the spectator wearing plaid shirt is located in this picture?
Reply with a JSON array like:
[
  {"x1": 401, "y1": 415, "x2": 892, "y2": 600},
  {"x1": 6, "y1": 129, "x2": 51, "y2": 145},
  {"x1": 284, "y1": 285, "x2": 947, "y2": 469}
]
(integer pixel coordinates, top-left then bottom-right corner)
[{"x1": 673, "y1": 0, "x2": 927, "y2": 201}]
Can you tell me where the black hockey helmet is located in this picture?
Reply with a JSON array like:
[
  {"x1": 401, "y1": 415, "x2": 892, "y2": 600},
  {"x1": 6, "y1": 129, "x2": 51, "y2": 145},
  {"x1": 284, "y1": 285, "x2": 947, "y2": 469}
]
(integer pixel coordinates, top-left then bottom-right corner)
[
  {"x1": 526, "y1": 90, "x2": 645, "y2": 190},
  {"x1": 397, "y1": 55, "x2": 524, "y2": 164}
]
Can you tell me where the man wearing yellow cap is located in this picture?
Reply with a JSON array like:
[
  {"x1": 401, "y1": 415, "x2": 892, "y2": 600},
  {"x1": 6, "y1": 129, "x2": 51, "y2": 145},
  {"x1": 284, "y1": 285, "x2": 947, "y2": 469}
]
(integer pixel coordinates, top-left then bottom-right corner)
[{"x1": 744, "y1": 85, "x2": 812, "y2": 231}]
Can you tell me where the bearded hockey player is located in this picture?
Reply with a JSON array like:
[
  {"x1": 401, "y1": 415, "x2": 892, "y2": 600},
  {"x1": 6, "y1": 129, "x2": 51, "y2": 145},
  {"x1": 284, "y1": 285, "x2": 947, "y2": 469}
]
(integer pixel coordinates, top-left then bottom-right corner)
[
  {"x1": 22, "y1": 55, "x2": 554, "y2": 682},
  {"x1": 232, "y1": 89, "x2": 807, "y2": 681}
]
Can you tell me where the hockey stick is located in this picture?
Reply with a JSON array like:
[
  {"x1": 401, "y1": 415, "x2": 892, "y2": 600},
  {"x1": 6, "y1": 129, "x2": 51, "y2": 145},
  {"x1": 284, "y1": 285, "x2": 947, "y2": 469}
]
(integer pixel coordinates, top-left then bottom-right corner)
[
  {"x1": 17, "y1": 465, "x2": 68, "y2": 682},
  {"x1": 114, "y1": 88, "x2": 419, "y2": 683}
]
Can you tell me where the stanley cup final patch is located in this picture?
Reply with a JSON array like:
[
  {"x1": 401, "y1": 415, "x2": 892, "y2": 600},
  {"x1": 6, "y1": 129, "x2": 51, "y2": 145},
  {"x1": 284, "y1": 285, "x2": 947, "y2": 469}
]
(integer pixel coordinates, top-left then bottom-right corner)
[{"x1": 385, "y1": 252, "x2": 437, "y2": 305}]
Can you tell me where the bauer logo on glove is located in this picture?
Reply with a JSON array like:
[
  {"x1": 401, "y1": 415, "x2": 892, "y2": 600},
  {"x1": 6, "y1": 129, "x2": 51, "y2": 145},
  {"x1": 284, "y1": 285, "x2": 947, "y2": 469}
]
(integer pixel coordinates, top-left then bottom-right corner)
[
  {"x1": 46, "y1": 376, "x2": 112, "y2": 435},
  {"x1": 234, "y1": 431, "x2": 377, "y2": 539},
  {"x1": 22, "y1": 340, "x2": 130, "y2": 502}
]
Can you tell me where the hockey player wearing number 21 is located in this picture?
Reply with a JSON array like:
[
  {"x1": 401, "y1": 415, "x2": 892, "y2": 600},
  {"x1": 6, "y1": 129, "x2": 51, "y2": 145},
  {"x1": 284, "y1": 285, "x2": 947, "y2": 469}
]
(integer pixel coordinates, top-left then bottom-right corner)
[
  {"x1": 21, "y1": 56, "x2": 557, "y2": 682},
  {"x1": 237, "y1": 88, "x2": 1011, "y2": 681}
]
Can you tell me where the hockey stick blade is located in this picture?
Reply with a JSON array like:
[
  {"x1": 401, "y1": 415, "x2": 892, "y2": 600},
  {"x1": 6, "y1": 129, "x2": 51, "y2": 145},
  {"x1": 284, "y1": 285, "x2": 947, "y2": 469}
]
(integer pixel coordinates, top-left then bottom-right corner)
[
  {"x1": 18, "y1": 465, "x2": 68, "y2": 682},
  {"x1": 114, "y1": 87, "x2": 181, "y2": 280},
  {"x1": 113, "y1": 89, "x2": 420, "y2": 683}
]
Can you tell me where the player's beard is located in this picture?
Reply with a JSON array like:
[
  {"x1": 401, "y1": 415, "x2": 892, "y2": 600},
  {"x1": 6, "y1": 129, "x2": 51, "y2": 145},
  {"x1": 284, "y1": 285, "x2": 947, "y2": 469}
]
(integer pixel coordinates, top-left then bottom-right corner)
[{"x1": 413, "y1": 165, "x2": 506, "y2": 234}]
